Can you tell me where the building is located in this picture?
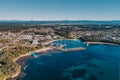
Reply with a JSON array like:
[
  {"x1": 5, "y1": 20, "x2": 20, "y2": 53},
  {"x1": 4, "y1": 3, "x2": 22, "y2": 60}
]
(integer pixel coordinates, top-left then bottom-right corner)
[
  {"x1": 19, "y1": 35, "x2": 33, "y2": 41},
  {"x1": 0, "y1": 63, "x2": 2, "y2": 67},
  {"x1": 32, "y1": 37, "x2": 39, "y2": 45}
]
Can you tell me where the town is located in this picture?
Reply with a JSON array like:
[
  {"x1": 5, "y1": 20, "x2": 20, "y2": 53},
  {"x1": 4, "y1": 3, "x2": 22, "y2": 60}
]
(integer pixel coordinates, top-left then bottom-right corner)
[
  {"x1": 0, "y1": 24, "x2": 120, "y2": 54},
  {"x1": 0, "y1": 24, "x2": 120, "y2": 50}
]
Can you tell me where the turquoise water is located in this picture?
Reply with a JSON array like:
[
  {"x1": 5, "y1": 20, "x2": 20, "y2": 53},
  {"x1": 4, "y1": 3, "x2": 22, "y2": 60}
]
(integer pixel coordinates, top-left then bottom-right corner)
[
  {"x1": 51, "y1": 39, "x2": 85, "y2": 49},
  {"x1": 21, "y1": 40, "x2": 120, "y2": 80}
]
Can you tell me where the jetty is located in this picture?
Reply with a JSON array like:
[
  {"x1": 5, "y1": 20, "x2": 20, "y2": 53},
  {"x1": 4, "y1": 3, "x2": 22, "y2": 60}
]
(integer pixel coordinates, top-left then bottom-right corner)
[
  {"x1": 52, "y1": 46, "x2": 86, "y2": 52},
  {"x1": 84, "y1": 42, "x2": 118, "y2": 46}
]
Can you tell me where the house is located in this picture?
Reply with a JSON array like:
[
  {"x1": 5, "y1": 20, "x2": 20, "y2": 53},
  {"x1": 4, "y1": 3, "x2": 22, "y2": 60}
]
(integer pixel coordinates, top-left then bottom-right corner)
[
  {"x1": 46, "y1": 35, "x2": 52, "y2": 39},
  {"x1": 0, "y1": 63, "x2": 2, "y2": 67},
  {"x1": 0, "y1": 49, "x2": 3, "y2": 55},
  {"x1": 32, "y1": 37, "x2": 39, "y2": 45},
  {"x1": 86, "y1": 32, "x2": 91, "y2": 36},
  {"x1": 19, "y1": 35, "x2": 33, "y2": 41},
  {"x1": 0, "y1": 43, "x2": 3, "y2": 48}
]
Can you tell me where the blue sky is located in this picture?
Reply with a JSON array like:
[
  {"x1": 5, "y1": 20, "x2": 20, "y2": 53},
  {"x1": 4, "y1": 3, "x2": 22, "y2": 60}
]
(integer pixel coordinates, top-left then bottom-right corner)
[{"x1": 0, "y1": 0, "x2": 120, "y2": 20}]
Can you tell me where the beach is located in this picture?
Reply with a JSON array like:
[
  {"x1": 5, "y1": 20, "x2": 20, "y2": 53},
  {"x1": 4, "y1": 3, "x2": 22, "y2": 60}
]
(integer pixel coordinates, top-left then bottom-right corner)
[
  {"x1": 9, "y1": 39, "x2": 82, "y2": 80},
  {"x1": 7, "y1": 47, "x2": 52, "y2": 80}
]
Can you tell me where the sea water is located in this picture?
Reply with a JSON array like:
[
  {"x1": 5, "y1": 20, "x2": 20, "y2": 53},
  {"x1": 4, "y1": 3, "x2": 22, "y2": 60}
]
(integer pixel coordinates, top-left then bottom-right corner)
[{"x1": 21, "y1": 39, "x2": 120, "y2": 80}]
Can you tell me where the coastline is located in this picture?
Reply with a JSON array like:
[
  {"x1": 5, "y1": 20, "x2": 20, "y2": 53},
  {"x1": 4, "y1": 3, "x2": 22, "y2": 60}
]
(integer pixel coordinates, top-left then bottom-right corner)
[
  {"x1": 6, "y1": 39, "x2": 119, "y2": 80},
  {"x1": 7, "y1": 47, "x2": 52, "y2": 80},
  {"x1": 8, "y1": 39, "x2": 80, "y2": 80},
  {"x1": 13, "y1": 47, "x2": 52, "y2": 62},
  {"x1": 47, "y1": 39, "x2": 79, "y2": 43},
  {"x1": 50, "y1": 38, "x2": 119, "y2": 46}
]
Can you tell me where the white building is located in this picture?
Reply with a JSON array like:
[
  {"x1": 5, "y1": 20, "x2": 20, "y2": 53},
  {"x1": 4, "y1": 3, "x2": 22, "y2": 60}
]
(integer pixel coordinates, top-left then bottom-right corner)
[
  {"x1": 32, "y1": 39, "x2": 39, "y2": 45},
  {"x1": 0, "y1": 63, "x2": 2, "y2": 67},
  {"x1": 20, "y1": 35, "x2": 33, "y2": 41},
  {"x1": 46, "y1": 35, "x2": 52, "y2": 39}
]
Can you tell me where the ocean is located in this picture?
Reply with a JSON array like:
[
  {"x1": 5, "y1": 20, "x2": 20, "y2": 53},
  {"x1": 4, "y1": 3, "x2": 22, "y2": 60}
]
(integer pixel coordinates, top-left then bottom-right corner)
[{"x1": 21, "y1": 39, "x2": 120, "y2": 80}]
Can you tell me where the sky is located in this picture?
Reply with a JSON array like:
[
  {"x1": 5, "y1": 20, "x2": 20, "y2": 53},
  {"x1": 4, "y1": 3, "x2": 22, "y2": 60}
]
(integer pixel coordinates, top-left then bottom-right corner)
[{"x1": 0, "y1": 0, "x2": 120, "y2": 20}]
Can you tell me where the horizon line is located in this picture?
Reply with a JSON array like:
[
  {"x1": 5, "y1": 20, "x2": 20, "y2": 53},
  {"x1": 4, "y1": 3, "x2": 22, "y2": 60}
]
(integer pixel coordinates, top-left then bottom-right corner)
[{"x1": 0, "y1": 19, "x2": 120, "y2": 21}]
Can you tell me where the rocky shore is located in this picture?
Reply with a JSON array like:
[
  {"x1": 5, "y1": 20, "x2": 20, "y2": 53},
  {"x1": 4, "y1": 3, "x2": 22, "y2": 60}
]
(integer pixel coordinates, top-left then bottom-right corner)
[{"x1": 6, "y1": 47, "x2": 52, "y2": 80}]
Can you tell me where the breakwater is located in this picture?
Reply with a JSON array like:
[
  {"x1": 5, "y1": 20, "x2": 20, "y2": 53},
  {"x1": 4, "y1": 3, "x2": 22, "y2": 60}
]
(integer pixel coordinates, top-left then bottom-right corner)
[
  {"x1": 52, "y1": 46, "x2": 86, "y2": 52},
  {"x1": 84, "y1": 42, "x2": 119, "y2": 46}
]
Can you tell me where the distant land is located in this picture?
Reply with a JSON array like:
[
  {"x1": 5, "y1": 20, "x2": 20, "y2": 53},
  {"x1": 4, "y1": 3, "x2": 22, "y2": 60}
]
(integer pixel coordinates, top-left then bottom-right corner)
[{"x1": 0, "y1": 20, "x2": 120, "y2": 25}]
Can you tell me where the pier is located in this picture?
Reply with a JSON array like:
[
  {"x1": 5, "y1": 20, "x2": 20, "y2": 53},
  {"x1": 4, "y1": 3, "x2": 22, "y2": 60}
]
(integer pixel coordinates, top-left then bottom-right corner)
[
  {"x1": 84, "y1": 42, "x2": 119, "y2": 46},
  {"x1": 52, "y1": 46, "x2": 86, "y2": 52}
]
